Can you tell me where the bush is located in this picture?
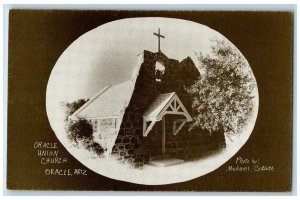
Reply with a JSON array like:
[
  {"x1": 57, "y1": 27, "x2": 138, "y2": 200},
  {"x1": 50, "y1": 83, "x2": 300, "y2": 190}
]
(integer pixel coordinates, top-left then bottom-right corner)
[
  {"x1": 81, "y1": 138, "x2": 105, "y2": 156},
  {"x1": 66, "y1": 118, "x2": 105, "y2": 156},
  {"x1": 87, "y1": 141, "x2": 105, "y2": 156},
  {"x1": 67, "y1": 118, "x2": 93, "y2": 144}
]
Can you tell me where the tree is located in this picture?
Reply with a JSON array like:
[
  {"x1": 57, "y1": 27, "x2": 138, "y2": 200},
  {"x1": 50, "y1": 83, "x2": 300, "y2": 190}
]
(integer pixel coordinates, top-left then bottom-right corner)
[
  {"x1": 187, "y1": 39, "x2": 256, "y2": 135},
  {"x1": 67, "y1": 118, "x2": 93, "y2": 144}
]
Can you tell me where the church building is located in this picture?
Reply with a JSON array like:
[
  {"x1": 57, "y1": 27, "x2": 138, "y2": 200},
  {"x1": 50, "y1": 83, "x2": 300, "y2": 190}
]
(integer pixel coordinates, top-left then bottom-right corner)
[{"x1": 71, "y1": 29, "x2": 226, "y2": 168}]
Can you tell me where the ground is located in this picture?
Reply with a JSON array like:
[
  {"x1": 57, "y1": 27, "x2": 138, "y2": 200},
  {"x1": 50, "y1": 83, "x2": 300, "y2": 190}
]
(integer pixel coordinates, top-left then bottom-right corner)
[{"x1": 64, "y1": 134, "x2": 249, "y2": 185}]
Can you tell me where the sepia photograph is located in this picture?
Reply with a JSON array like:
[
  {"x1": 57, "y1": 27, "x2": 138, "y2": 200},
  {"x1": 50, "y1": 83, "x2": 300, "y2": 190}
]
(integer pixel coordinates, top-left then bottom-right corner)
[
  {"x1": 46, "y1": 18, "x2": 259, "y2": 185},
  {"x1": 5, "y1": 8, "x2": 293, "y2": 192}
]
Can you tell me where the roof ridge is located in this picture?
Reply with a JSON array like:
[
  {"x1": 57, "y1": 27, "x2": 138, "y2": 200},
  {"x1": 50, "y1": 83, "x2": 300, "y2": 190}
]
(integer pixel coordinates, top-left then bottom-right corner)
[
  {"x1": 155, "y1": 92, "x2": 176, "y2": 118},
  {"x1": 71, "y1": 80, "x2": 133, "y2": 118},
  {"x1": 71, "y1": 84, "x2": 112, "y2": 118},
  {"x1": 111, "y1": 80, "x2": 131, "y2": 86}
]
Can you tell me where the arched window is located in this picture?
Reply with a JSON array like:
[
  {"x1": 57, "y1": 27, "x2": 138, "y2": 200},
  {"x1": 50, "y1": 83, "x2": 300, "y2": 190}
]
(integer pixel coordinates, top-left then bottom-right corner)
[{"x1": 155, "y1": 62, "x2": 165, "y2": 82}]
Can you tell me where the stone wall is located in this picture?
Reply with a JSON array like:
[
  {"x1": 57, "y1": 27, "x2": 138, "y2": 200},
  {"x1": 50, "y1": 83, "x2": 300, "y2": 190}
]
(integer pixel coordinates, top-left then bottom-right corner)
[
  {"x1": 112, "y1": 51, "x2": 160, "y2": 169},
  {"x1": 112, "y1": 50, "x2": 226, "y2": 169}
]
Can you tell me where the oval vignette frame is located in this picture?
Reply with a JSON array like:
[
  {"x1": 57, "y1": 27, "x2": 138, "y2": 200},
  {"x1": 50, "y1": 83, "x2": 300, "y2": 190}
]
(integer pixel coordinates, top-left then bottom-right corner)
[{"x1": 46, "y1": 17, "x2": 259, "y2": 185}]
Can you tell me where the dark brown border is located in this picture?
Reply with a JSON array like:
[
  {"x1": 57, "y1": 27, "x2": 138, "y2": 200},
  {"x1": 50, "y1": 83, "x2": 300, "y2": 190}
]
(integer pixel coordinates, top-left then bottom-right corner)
[{"x1": 7, "y1": 10, "x2": 293, "y2": 191}]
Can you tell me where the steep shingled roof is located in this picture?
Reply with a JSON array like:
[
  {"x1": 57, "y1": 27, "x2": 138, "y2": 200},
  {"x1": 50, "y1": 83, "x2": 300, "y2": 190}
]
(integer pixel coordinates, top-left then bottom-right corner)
[
  {"x1": 72, "y1": 81, "x2": 132, "y2": 119},
  {"x1": 143, "y1": 92, "x2": 175, "y2": 118},
  {"x1": 143, "y1": 92, "x2": 192, "y2": 121}
]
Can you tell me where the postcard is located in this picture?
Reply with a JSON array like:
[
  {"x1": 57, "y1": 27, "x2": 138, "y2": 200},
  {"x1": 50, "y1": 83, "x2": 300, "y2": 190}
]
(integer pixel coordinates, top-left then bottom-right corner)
[{"x1": 6, "y1": 9, "x2": 293, "y2": 191}]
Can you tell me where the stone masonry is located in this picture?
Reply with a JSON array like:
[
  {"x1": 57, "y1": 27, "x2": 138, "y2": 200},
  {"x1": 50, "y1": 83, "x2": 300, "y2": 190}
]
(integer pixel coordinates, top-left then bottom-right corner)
[{"x1": 112, "y1": 50, "x2": 226, "y2": 169}]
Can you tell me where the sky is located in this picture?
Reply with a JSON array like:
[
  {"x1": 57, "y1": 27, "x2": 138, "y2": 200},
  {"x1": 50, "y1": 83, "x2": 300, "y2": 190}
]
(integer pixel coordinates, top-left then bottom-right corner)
[{"x1": 46, "y1": 17, "x2": 224, "y2": 104}]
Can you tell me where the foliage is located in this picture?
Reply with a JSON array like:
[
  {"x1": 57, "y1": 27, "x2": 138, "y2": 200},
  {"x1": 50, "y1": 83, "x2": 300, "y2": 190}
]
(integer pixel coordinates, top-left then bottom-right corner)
[
  {"x1": 63, "y1": 98, "x2": 105, "y2": 156},
  {"x1": 82, "y1": 138, "x2": 105, "y2": 156},
  {"x1": 67, "y1": 118, "x2": 93, "y2": 143},
  {"x1": 187, "y1": 39, "x2": 256, "y2": 134},
  {"x1": 66, "y1": 118, "x2": 105, "y2": 156},
  {"x1": 64, "y1": 99, "x2": 89, "y2": 121}
]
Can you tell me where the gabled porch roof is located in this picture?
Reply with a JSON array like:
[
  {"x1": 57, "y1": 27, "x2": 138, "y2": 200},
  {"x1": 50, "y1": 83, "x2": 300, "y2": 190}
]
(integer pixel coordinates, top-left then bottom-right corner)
[{"x1": 142, "y1": 92, "x2": 192, "y2": 137}]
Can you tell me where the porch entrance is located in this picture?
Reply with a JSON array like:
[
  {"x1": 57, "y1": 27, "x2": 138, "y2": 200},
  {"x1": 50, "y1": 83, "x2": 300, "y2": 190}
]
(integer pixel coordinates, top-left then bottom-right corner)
[
  {"x1": 149, "y1": 117, "x2": 165, "y2": 157},
  {"x1": 143, "y1": 92, "x2": 192, "y2": 166},
  {"x1": 150, "y1": 114, "x2": 188, "y2": 157}
]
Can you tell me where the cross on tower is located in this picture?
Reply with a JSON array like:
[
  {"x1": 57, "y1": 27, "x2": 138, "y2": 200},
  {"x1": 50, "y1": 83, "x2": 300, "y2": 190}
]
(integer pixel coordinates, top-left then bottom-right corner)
[{"x1": 153, "y1": 28, "x2": 165, "y2": 52}]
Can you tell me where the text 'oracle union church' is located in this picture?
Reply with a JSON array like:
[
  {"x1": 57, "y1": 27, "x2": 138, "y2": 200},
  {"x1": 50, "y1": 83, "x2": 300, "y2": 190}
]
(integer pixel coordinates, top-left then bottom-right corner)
[{"x1": 72, "y1": 29, "x2": 226, "y2": 169}]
